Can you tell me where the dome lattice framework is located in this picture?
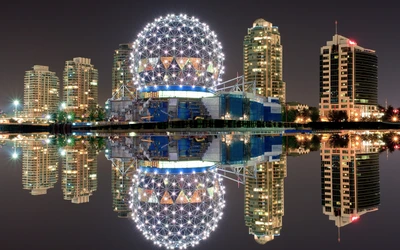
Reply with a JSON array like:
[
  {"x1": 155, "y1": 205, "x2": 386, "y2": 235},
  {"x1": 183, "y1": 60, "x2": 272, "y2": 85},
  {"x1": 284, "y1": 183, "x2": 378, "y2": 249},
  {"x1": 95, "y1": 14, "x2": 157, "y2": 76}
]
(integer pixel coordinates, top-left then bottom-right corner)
[
  {"x1": 130, "y1": 168, "x2": 225, "y2": 249},
  {"x1": 131, "y1": 14, "x2": 225, "y2": 90}
]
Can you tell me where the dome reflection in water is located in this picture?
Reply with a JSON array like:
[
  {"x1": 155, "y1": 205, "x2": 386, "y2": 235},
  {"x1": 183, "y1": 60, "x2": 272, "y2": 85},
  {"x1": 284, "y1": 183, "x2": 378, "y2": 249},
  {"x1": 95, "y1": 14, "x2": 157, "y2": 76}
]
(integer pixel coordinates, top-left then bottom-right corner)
[
  {"x1": 106, "y1": 134, "x2": 285, "y2": 249},
  {"x1": 131, "y1": 167, "x2": 225, "y2": 249}
]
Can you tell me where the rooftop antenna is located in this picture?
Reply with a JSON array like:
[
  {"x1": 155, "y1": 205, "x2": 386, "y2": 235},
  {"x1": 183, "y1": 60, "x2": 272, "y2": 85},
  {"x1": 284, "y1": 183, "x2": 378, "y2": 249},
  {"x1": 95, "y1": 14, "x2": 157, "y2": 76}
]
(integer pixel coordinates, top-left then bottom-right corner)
[
  {"x1": 335, "y1": 20, "x2": 338, "y2": 35},
  {"x1": 338, "y1": 216, "x2": 341, "y2": 243},
  {"x1": 335, "y1": 20, "x2": 338, "y2": 45}
]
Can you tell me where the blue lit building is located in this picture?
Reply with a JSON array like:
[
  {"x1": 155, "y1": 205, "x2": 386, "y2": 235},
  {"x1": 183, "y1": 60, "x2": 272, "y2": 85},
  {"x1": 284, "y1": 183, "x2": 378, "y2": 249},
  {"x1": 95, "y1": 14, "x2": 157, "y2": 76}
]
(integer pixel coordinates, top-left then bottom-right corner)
[
  {"x1": 105, "y1": 133, "x2": 284, "y2": 248},
  {"x1": 107, "y1": 14, "x2": 282, "y2": 123}
]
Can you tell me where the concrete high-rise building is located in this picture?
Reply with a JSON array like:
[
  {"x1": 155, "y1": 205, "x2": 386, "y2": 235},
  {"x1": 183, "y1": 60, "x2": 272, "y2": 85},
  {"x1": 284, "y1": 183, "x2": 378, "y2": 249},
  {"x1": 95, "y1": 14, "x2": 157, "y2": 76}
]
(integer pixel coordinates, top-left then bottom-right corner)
[
  {"x1": 62, "y1": 142, "x2": 98, "y2": 204},
  {"x1": 244, "y1": 19, "x2": 286, "y2": 103},
  {"x1": 244, "y1": 155, "x2": 286, "y2": 244},
  {"x1": 63, "y1": 57, "x2": 98, "y2": 117},
  {"x1": 111, "y1": 158, "x2": 136, "y2": 218},
  {"x1": 112, "y1": 43, "x2": 133, "y2": 99},
  {"x1": 320, "y1": 134, "x2": 380, "y2": 239},
  {"x1": 319, "y1": 35, "x2": 378, "y2": 121},
  {"x1": 22, "y1": 139, "x2": 58, "y2": 195},
  {"x1": 23, "y1": 65, "x2": 59, "y2": 119}
]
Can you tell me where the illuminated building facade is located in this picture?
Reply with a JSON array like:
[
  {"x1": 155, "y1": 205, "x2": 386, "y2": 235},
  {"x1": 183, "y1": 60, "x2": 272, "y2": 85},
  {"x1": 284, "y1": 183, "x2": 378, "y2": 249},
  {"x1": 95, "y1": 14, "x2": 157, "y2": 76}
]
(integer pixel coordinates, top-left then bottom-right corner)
[
  {"x1": 62, "y1": 142, "x2": 98, "y2": 204},
  {"x1": 244, "y1": 136, "x2": 286, "y2": 244},
  {"x1": 112, "y1": 43, "x2": 133, "y2": 99},
  {"x1": 63, "y1": 57, "x2": 98, "y2": 117},
  {"x1": 105, "y1": 133, "x2": 286, "y2": 248},
  {"x1": 111, "y1": 158, "x2": 136, "y2": 218},
  {"x1": 22, "y1": 139, "x2": 58, "y2": 195},
  {"x1": 107, "y1": 14, "x2": 281, "y2": 123},
  {"x1": 320, "y1": 134, "x2": 380, "y2": 232},
  {"x1": 244, "y1": 19, "x2": 286, "y2": 103},
  {"x1": 23, "y1": 65, "x2": 59, "y2": 119},
  {"x1": 319, "y1": 35, "x2": 378, "y2": 121}
]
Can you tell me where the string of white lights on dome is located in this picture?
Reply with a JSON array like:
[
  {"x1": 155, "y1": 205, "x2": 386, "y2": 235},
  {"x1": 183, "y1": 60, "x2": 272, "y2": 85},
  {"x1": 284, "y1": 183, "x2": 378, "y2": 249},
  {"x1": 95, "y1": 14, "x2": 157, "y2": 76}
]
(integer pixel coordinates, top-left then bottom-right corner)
[
  {"x1": 129, "y1": 168, "x2": 225, "y2": 249},
  {"x1": 131, "y1": 14, "x2": 225, "y2": 92}
]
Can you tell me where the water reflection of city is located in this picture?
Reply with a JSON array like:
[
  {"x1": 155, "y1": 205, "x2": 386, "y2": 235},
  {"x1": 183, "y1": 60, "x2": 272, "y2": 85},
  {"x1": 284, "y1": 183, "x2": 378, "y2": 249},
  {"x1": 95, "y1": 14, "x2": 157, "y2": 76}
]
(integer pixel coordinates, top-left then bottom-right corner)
[{"x1": 5, "y1": 132, "x2": 384, "y2": 248}]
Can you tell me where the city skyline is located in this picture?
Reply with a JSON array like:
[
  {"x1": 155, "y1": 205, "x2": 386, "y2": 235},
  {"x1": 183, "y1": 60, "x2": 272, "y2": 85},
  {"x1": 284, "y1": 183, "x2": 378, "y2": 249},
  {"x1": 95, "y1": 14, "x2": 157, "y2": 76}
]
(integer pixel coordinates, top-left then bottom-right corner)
[{"x1": 1, "y1": 1, "x2": 398, "y2": 111}]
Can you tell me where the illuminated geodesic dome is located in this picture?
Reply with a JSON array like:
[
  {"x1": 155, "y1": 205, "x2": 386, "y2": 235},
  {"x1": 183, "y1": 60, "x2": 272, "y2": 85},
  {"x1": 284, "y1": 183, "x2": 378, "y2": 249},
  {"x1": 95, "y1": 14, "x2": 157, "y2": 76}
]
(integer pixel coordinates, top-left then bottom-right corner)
[
  {"x1": 131, "y1": 13, "x2": 225, "y2": 93},
  {"x1": 130, "y1": 167, "x2": 225, "y2": 249}
]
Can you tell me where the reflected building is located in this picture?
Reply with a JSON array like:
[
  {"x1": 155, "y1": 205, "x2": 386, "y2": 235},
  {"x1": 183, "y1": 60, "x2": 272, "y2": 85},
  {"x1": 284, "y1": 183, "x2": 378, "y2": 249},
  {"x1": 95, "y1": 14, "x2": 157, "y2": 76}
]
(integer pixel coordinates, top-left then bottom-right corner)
[
  {"x1": 111, "y1": 157, "x2": 136, "y2": 218},
  {"x1": 106, "y1": 136, "x2": 225, "y2": 249},
  {"x1": 105, "y1": 134, "x2": 286, "y2": 249},
  {"x1": 243, "y1": 137, "x2": 286, "y2": 244},
  {"x1": 21, "y1": 138, "x2": 58, "y2": 195},
  {"x1": 320, "y1": 134, "x2": 380, "y2": 235},
  {"x1": 62, "y1": 141, "x2": 98, "y2": 204}
]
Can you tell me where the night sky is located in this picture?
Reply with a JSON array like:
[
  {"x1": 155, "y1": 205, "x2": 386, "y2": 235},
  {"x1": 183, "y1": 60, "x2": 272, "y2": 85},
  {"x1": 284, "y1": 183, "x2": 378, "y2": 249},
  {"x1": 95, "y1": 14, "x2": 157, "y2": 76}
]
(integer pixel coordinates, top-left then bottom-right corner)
[{"x1": 0, "y1": 0, "x2": 398, "y2": 111}]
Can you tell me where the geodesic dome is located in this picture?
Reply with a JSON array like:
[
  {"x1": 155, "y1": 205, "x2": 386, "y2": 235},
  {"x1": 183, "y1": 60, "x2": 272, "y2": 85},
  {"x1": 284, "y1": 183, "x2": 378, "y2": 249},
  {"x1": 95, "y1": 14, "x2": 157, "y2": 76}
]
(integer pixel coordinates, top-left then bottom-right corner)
[
  {"x1": 130, "y1": 167, "x2": 225, "y2": 249},
  {"x1": 131, "y1": 14, "x2": 225, "y2": 91}
]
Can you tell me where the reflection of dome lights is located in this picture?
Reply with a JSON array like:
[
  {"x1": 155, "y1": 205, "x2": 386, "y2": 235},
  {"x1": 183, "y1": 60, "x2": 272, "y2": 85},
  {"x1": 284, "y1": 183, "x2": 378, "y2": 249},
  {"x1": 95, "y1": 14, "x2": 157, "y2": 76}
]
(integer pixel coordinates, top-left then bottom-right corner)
[
  {"x1": 130, "y1": 167, "x2": 225, "y2": 249},
  {"x1": 131, "y1": 13, "x2": 225, "y2": 90}
]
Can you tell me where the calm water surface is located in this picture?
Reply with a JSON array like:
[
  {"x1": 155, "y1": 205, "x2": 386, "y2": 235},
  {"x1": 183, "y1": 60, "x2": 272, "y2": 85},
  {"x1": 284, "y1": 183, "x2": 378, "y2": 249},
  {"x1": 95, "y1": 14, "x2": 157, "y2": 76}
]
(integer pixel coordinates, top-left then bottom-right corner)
[{"x1": 0, "y1": 133, "x2": 397, "y2": 250}]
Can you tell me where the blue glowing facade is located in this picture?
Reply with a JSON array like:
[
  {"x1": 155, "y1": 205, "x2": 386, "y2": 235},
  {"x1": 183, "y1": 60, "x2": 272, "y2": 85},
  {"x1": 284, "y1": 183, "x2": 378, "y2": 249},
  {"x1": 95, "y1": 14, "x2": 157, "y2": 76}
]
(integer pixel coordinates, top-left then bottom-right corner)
[{"x1": 107, "y1": 14, "x2": 282, "y2": 123}]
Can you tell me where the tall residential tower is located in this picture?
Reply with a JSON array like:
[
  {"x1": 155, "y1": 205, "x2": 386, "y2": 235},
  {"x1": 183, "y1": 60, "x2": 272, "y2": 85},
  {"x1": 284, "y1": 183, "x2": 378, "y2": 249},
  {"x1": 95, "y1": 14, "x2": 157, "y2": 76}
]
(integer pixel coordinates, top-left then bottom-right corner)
[
  {"x1": 23, "y1": 65, "x2": 59, "y2": 119},
  {"x1": 112, "y1": 43, "x2": 133, "y2": 99},
  {"x1": 63, "y1": 57, "x2": 98, "y2": 117},
  {"x1": 319, "y1": 35, "x2": 378, "y2": 121},
  {"x1": 244, "y1": 19, "x2": 286, "y2": 103}
]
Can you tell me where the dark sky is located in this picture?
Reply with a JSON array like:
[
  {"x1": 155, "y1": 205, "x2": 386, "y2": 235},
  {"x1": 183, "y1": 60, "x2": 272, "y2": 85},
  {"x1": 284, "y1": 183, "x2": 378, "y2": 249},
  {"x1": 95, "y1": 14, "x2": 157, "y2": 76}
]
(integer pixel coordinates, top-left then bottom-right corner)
[{"x1": 0, "y1": 0, "x2": 398, "y2": 111}]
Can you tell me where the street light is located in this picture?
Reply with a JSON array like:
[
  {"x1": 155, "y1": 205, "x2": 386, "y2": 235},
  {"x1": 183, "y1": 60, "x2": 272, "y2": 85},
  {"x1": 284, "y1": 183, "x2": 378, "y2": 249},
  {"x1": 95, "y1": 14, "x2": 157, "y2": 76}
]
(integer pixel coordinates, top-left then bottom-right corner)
[
  {"x1": 60, "y1": 102, "x2": 66, "y2": 110},
  {"x1": 13, "y1": 100, "x2": 19, "y2": 118}
]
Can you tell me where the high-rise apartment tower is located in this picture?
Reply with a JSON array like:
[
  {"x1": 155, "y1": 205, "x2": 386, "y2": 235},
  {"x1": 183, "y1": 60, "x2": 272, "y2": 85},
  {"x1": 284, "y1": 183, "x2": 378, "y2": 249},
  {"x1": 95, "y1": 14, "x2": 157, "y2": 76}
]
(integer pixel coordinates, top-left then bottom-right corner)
[
  {"x1": 112, "y1": 43, "x2": 133, "y2": 99},
  {"x1": 23, "y1": 65, "x2": 59, "y2": 119},
  {"x1": 244, "y1": 19, "x2": 286, "y2": 103},
  {"x1": 319, "y1": 35, "x2": 378, "y2": 121},
  {"x1": 63, "y1": 57, "x2": 98, "y2": 117}
]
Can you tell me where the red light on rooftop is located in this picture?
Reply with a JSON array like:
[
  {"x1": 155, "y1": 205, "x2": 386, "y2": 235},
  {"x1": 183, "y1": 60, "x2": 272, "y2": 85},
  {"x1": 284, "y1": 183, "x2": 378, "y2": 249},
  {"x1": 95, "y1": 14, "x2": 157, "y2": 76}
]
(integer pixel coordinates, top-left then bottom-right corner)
[
  {"x1": 351, "y1": 216, "x2": 359, "y2": 221},
  {"x1": 349, "y1": 40, "x2": 356, "y2": 45}
]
